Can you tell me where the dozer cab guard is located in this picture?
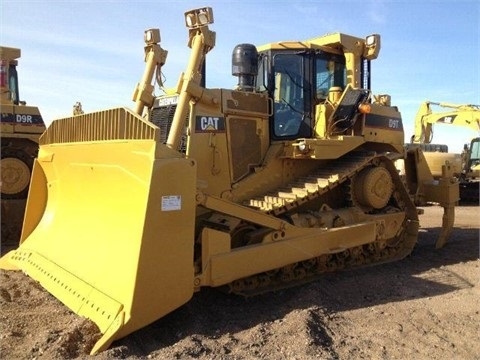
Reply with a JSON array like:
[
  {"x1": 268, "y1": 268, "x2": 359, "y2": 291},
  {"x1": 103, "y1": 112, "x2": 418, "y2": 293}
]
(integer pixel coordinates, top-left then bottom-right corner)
[{"x1": 0, "y1": 7, "x2": 459, "y2": 355}]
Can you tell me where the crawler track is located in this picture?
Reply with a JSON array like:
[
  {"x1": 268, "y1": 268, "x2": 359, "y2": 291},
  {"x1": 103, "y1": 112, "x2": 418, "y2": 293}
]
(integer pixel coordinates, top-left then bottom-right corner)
[{"x1": 226, "y1": 152, "x2": 419, "y2": 296}]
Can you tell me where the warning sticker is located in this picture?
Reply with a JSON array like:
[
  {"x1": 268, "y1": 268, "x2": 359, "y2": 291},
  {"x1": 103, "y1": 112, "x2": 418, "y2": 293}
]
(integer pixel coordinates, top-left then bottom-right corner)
[{"x1": 161, "y1": 195, "x2": 182, "y2": 211}]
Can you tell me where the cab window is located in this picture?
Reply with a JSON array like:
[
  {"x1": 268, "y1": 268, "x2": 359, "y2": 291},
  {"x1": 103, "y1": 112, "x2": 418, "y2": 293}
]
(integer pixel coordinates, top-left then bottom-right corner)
[
  {"x1": 272, "y1": 54, "x2": 307, "y2": 137},
  {"x1": 315, "y1": 55, "x2": 346, "y2": 101}
]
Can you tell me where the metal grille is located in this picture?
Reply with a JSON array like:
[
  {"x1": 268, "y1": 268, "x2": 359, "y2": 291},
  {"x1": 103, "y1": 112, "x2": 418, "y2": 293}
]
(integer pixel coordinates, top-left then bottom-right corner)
[{"x1": 149, "y1": 104, "x2": 188, "y2": 153}]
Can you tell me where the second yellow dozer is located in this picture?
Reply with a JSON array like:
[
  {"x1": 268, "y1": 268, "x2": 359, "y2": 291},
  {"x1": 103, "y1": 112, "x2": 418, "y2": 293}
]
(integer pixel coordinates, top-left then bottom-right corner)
[
  {"x1": 1, "y1": 46, "x2": 46, "y2": 247},
  {"x1": 0, "y1": 7, "x2": 459, "y2": 355}
]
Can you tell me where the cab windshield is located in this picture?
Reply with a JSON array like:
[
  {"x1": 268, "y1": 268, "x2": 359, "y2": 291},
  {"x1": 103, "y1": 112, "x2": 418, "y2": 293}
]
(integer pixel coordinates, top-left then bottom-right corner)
[{"x1": 470, "y1": 139, "x2": 480, "y2": 161}]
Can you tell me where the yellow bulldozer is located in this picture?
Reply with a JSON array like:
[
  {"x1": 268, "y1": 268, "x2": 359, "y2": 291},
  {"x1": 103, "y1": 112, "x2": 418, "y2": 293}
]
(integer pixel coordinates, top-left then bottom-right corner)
[
  {"x1": 0, "y1": 7, "x2": 459, "y2": 355},
  {"x1": 409, "y1": 101, "x2": 480, "y2": 203},
  {"x1": 1, "y1": 46, "x2": 46, "y2": 248}
]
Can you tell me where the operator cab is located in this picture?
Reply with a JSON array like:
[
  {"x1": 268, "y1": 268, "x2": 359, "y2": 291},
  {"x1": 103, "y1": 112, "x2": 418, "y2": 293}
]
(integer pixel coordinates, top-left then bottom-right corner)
[{"x1": 254, "y1": 48, "x2": 371, "y2": 140}]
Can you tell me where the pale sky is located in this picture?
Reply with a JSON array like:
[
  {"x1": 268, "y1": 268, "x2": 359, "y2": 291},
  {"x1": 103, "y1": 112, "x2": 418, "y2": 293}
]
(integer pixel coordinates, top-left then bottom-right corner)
[{"x1": 2, "y1": 0, "x2": 479, "y2": 152}]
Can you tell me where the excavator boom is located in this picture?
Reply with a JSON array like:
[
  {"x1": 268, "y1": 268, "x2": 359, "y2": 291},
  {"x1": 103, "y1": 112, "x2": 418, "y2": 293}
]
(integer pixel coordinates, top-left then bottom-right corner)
[{"x1": 412, "y1": 101, "x2": 480, "y2": 143}]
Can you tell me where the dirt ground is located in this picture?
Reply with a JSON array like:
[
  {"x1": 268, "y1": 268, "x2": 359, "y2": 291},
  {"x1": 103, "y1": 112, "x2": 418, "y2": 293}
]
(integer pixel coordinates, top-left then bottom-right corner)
[{"x1": 0, "y1": 205, "x2": 478, "y2": 360}]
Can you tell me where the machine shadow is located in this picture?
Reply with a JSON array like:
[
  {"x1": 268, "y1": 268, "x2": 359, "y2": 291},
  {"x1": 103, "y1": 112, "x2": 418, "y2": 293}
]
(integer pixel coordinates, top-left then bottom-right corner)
[{"x1": 111, "y1": 225, "x2": 478, "y2": 356}]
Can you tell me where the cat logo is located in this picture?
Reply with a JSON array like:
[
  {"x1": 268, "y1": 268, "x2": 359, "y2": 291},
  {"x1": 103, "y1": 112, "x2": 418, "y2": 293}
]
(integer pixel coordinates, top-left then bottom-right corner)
[
  {"x1": 195, "y1": 115, "x2": 226, "y2": 133},
  {"x1": 440, "y1": 115, "x2": 455, "y2": 124}
]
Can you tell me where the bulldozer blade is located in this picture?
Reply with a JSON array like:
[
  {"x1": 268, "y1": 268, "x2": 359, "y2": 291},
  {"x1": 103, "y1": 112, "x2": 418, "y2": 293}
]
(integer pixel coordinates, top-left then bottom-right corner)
[{"x1": 0, "y1": 108, "x2": 197, "y2": 354}]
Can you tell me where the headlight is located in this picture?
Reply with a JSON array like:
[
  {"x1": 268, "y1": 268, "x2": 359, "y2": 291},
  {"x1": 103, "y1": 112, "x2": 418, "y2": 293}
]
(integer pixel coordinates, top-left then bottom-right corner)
[
  {"x1": 144, "y1": 29, "x2": 160, "y2": 45},
  {"x1": 366, "y1": 35, "x2": 376, "y2": 46},
  {"x1": 184, "y1": 7, "x2": 214, "y2": 29}
]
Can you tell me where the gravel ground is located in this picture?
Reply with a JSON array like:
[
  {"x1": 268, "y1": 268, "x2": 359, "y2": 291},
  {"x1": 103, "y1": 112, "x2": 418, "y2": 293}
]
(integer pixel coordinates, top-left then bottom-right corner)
[{"x1": 0, "y1": 205, "x2": 479, "y2": 360}]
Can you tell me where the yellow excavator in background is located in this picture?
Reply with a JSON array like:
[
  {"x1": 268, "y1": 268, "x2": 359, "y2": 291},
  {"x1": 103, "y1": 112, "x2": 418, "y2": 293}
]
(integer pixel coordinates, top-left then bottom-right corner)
[
  {"x1": 0, "y1": 7, "x2": 459, "y2": 355},
  {"x1": 0, "y1": 46, "x2": 46, "y2": 248},
  {"x1": 461, "y1": 136, "x2": 480, "y2": 199},
  {"x1": 410, "y1": 101, "x2": 480, "y2": 203}
]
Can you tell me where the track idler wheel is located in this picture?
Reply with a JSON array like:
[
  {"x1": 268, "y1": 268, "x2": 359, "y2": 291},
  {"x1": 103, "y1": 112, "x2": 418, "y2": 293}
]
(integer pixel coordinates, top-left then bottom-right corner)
[{"x1": 353, "y1": 166, "x2": 393, "y2": 210}]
